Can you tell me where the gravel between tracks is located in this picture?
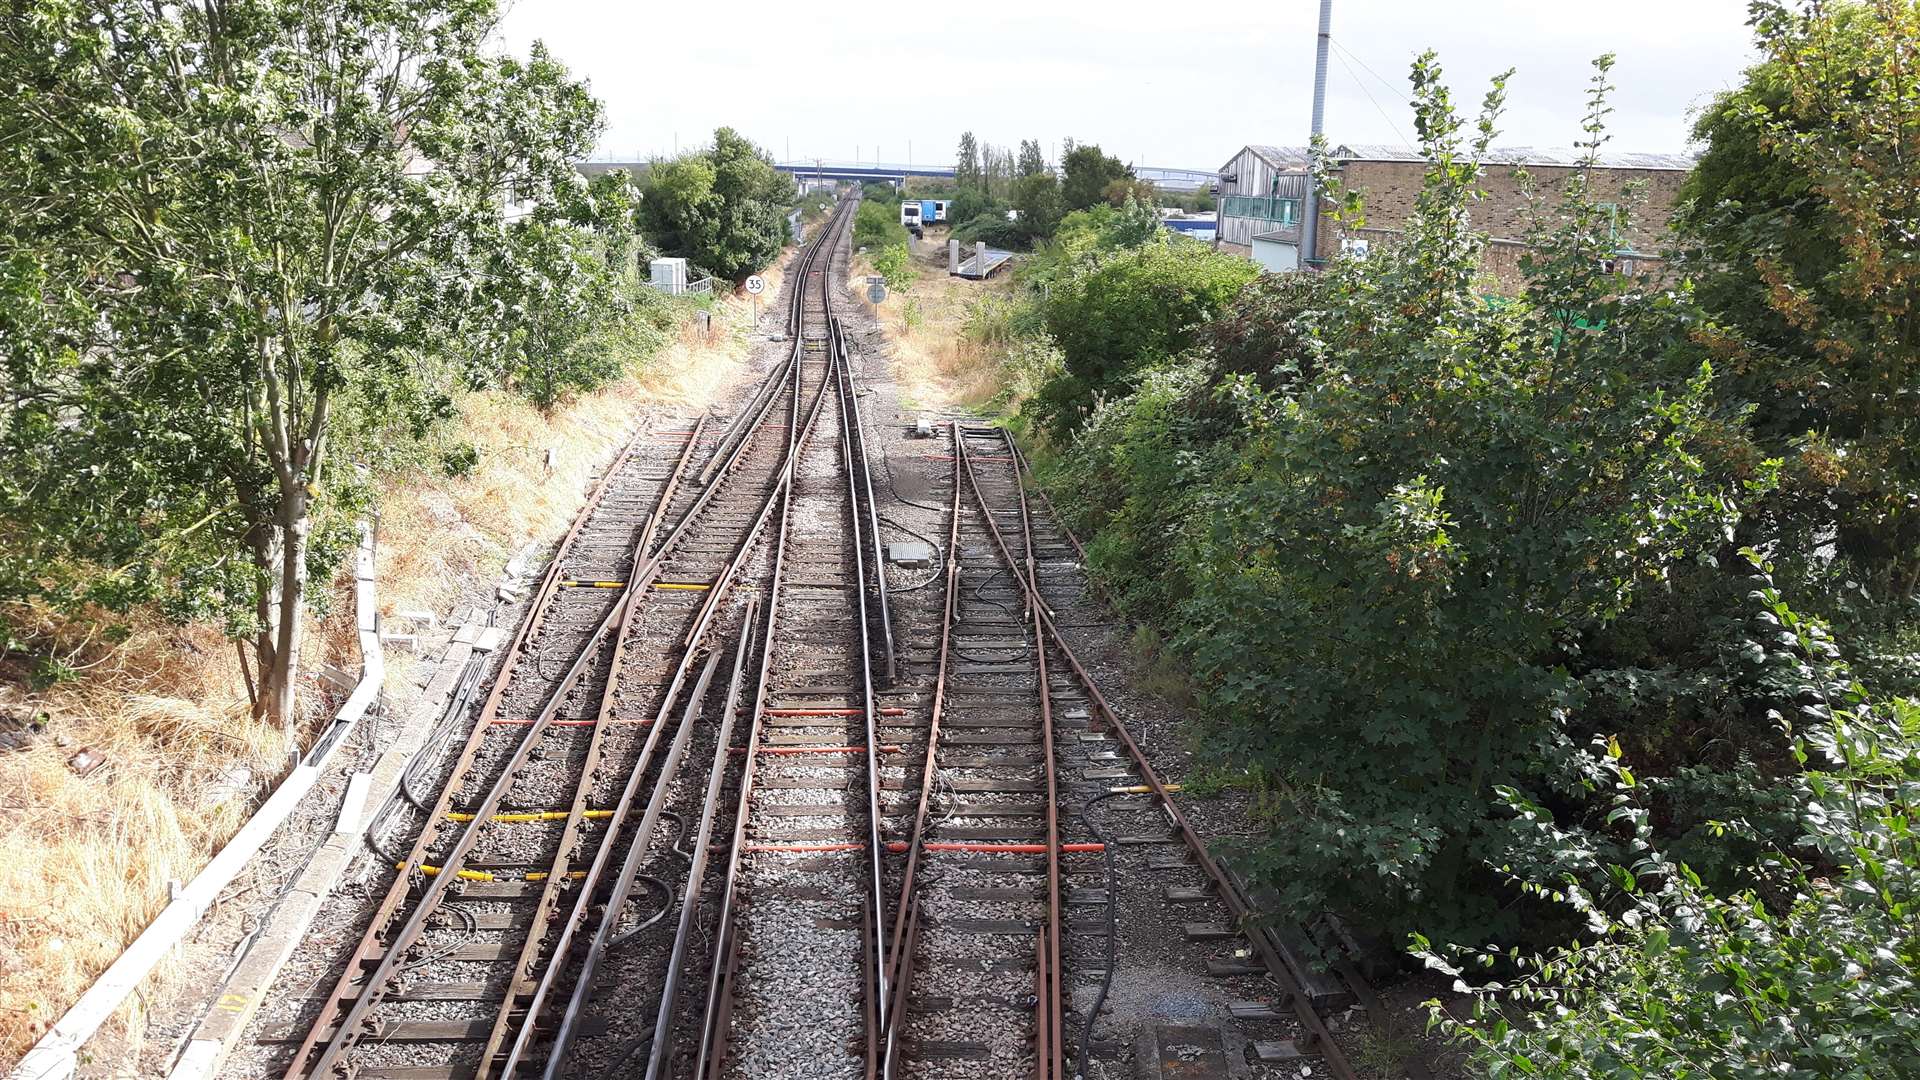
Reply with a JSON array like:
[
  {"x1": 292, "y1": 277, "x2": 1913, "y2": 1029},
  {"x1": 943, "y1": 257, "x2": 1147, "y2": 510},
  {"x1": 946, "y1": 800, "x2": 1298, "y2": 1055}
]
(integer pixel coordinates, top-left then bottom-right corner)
[{"x1": 176, "y1": 211, "x2": 1414, "y2": 1080}]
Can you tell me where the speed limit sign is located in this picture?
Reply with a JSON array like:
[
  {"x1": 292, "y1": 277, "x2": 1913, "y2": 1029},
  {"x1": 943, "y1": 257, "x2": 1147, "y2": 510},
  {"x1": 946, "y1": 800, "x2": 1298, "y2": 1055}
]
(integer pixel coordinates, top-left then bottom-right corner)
[{"x1": 744, "y1": 275, "x2": 766, "y2": 295}]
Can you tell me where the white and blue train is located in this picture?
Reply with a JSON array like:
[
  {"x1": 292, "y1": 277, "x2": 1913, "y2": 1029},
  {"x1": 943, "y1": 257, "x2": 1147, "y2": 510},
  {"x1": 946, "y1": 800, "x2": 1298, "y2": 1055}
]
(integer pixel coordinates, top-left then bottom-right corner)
[{"x1": 899, "y1": 199, "x2": 949, "y2": 234}]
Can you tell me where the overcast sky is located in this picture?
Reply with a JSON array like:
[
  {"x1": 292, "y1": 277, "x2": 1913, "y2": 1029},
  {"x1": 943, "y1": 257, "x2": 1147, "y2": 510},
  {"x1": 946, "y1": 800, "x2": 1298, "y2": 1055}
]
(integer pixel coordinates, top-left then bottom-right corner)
[{"x1": 494, "y1": 0, "x2": 1763, "y2": 170}]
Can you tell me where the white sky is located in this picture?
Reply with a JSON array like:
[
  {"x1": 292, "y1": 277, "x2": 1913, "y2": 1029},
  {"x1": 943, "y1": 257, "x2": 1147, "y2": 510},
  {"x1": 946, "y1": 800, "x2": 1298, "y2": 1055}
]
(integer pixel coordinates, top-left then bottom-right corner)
[{"x1": 494, "y1": 0, "x2": 1762, "y2": 170}]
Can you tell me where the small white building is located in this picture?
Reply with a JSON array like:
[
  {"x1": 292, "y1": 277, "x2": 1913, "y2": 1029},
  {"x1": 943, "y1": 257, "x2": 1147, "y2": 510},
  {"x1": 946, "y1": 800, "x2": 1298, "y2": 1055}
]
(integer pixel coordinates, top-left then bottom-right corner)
[{"x1": 1250, "y1": 230, "x2": 1299, "y2": 272}]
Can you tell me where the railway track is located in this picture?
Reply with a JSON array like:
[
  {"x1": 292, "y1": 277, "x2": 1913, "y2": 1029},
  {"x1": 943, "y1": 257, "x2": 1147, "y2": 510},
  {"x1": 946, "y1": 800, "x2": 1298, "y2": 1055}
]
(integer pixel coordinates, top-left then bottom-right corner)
[
  {"x1": 939, "y1": 427, "x2": 1412, "y2": 1080},
  {"x1": 274, "y1": 197, "x2": 860, "y2": 1080},
  {"x1": 259, "y1": 189, "x2": 1422, "y2": 1080},
  {"x1": 701, "y1": 194, "x2": 899, "y2": 1080}
]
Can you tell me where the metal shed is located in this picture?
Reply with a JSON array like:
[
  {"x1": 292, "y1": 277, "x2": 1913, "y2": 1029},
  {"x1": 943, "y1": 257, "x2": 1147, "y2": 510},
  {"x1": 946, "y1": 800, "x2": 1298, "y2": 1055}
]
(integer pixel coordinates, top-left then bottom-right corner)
[{"x1": 1214, "y1": 145, "x2": 1310, "y2": 250}]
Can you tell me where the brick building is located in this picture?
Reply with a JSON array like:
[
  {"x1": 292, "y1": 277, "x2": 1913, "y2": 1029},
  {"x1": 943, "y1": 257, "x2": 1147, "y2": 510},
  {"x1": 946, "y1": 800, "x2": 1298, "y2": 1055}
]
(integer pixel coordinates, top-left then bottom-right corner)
[{"x1": 1213, "y1": 143, "x2": 1694, "y2": 289}]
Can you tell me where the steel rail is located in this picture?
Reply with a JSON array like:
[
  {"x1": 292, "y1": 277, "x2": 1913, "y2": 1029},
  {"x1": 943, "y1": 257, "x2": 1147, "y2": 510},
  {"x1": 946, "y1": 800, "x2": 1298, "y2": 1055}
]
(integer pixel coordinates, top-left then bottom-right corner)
[
  {"x1": 535, "y1": 193, "x2": 855, "y2": 1079},
  {"x1": 690, "y1": 456, "x2": 801, "y2": 1078},
  {"x1": 513, "y1": 210, "x2": 854, "y2": 1068},
  {"x1": 879, "y1": 424, "x2": 962, "y2": 1079},
  {"x1": 691, "y1": 569, "x2": 785, "y2": 1080},
  {"x1": 696, "y1": 352, "x2": 793, "y2": 488},
  {"x1": 1008, "y1": 440, "x2": 1431, "y2": 1080},
  {"x1": 834, "y1": 312, "x2": 898, "y2": 685},
  {"x1": 811, "y1": 205, "x2": 894, "y2": 1046},
  {"x1": 519, "y1": 348, "x2": 843, "y2": 1078},
  {"x1": 308, "y1": 344, "x2": 796, "y2": 1077},
  {"x1": 954, "y1": 427, "x2": 1064, "y2": 1080},
  {"x1": 692, "y1": 197, "x2": 879, "y2": 1080},
  {"x1": 696, "y1": 197, "x2": 855, "y2": 488},
  {"x1": 977, "y1": 429, "x2": 1361, "y2": 1080},
  {"x1": 641, "y1": 602, "x2": 759, "y2": 1080},
  {"x1": 288, "y1": 197, "x2": 859, "y2": 1079},
  {"x1": 526, "y1": 645, "x2": 722, "y2": 1078},
  {"x1": 833, "y1": 325, "x2": 893, "y2": 1041},
  {"x1": 296, "y1": 556, "x2": 645, "y2": 1077},
  {"x1": 280, "y1": 428, "x2": 654, "y2": 1078},
  {"x1": 470, "y1": 413, "x2": 708, "y2": 1078},
  {"x1": 679, "y1": 198, "x2": 855, "y2": 641}
]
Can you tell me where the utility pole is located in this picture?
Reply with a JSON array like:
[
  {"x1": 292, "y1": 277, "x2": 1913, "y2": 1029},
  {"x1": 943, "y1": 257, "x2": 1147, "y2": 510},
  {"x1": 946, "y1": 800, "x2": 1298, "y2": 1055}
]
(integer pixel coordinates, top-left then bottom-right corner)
[{"x1": 1301, "y1": 0, "x2": 1332, "y2": 268}]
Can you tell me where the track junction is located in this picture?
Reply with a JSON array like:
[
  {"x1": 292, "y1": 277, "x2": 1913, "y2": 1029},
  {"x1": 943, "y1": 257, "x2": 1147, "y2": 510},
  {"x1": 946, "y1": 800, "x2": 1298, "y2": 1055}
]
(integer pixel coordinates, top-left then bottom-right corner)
[{"x1": 246, "y1": 194, "x2": 1421, "y2": 1080}]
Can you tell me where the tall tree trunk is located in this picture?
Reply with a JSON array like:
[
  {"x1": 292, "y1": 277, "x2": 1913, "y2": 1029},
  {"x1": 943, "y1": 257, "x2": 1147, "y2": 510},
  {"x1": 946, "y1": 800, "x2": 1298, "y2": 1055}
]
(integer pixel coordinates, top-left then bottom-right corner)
[{"x1": 248, "y1": 482, "x2": 311, "y2": 742}]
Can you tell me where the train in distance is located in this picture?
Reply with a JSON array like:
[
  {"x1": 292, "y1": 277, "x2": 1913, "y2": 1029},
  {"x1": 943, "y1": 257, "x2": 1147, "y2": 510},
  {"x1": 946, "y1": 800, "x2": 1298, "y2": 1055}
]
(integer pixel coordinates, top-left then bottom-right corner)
[{"x1": 900, "y1": 199, "x2": 949, "y2": 237}]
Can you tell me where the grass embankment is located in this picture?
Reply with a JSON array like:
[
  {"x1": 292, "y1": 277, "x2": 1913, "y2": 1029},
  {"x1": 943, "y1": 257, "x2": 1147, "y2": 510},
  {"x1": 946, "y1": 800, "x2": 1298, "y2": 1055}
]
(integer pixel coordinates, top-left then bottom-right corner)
[
  {"x1": 0, "y1": 281, "x2": 768, "y2": 1070},
  {"x1": 851, "y1": 226, "x2": 1027, "y2": 412}
]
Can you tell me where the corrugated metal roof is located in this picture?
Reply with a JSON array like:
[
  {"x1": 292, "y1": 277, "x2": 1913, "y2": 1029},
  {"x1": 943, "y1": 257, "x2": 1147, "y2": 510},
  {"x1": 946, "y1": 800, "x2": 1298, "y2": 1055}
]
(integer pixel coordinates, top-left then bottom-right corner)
[
  {"x1": 1242, "y1": 144, "x2": 1314, "y2": 169},
  {"x1": 1230, "y1": 143, "x2": 1695, "y2": 172}
]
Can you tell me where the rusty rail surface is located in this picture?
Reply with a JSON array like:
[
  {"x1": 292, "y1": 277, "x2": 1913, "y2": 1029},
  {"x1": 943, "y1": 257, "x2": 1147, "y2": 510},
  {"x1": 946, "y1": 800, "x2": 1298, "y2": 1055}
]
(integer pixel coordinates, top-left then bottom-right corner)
[{"x1": 973, "y1": 427, "x2": 1365, "y2": 1080}]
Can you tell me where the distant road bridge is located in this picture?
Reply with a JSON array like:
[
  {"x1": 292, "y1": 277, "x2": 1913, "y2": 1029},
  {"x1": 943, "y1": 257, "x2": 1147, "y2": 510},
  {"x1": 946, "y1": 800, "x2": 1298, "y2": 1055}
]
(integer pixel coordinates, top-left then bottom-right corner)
[
  {"x1": 575, "y1": 159, "x2": 1218, "y2": 189},
  {"x1": 1133, "y1": 165, "x2": 1220, "y2": 192},
  {"x1": 775, "y1": 161, "x2": 956, "y2": 183}
]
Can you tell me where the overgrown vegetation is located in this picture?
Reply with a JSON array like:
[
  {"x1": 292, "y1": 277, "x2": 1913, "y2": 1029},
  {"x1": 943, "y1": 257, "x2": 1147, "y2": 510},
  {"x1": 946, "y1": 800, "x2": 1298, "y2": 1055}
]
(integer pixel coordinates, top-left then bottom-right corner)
[
  {"x1": 981, "y1": 3, "x2": 1920, "y2": 1072},
  {"x1": 854, "y1": 199, "x2": 914, "y2": 290},
  {"x1": 0, "y1": 0, "x2": 604, "y2": 730},
  {"x1": 939, "y1": 132, "x2": 1150, "y2": 250},
  {"x1": 0, "y1": 2, "x2": 787, "y2": 737},
  {"x1": 636, "y1": 127, "x2": 795, "y2": 281}
]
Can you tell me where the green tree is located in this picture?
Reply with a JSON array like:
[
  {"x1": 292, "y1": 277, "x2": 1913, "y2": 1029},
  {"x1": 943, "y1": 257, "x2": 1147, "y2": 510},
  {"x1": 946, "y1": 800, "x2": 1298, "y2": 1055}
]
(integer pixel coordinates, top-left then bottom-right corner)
[
  {"x1": 1010, "y1": 172, "x2": 1064, "y2": 242},
  {"x1": 637, "y1": 156, "x2": 721, "y2": 269},
  {"x1": 1675, "y1": 0, "x2": 1920, "y2": 611},
  {"x1": 1102, "y1": 177, "x2": 1159, "y2": 209},
  {"x1": 637, "y1": 128, "x2": 793, "y2": 280},
  {"x1": 1060, "y1": 143, "x2": 1131, "y2": 211},
  {"x1": 0, "y1": 0, "x2": 598, "y2": 732},
  {"x1": 488, "y1": 217, "x2": 674, "y2": 410},
  {"x1": 947, "y1": 187, "x2": 1006, "y2": 228},
  {"x1": 955, "y1": 131, "x2": 982, "y2": 191},
  {"x1": 1018, "y1": 139, "x2": 1047, "y2": 177}
]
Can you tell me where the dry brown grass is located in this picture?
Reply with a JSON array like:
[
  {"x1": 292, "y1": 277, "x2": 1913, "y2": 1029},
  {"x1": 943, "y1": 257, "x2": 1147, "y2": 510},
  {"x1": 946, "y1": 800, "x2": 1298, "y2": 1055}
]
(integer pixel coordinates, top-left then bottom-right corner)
[
  {"x1": 0, "y1": 609, "x2": 286, "y2": 1067},
  {"x1": 376, "y1": 296, "x2": 755, "y2": 621},
  {"x1": 0, "y1": 284, "x2": 761, "y2": 1071},
  {"x1": 850, "y1": 242, "x2": 1019, "y2": 412}
]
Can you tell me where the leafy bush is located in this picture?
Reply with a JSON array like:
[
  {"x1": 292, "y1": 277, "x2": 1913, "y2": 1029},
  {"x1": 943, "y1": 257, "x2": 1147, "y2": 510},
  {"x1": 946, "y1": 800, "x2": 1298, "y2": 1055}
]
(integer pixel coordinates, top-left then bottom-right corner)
[
  {"x1": 854, "y1": 198, "x2": 909, "y2": 250},
  {"x1": 869, "y1": 243, "x2": 913, "y2": 290},
  {"x1": 854, "y1": 199, "x2": 913, "y2": 289},
  {"x1": 1031, "y1": 234, "x2": 1255, "y2": 434},
  {"x1": 951, "y1": 212, "x2": 1025, "y2": 249},
  {"x1": 638, "y1": 127, "x2": 794, "y2": 280},
  {"x1": 1046, "y1": 56, "x2": 1729, "y2": 944},
  {"x1": 1428, "y1": 557, "x2": 1920, "y2": 1078},
  {"x1": 947, "y1": 187, "x2": 1006, "y2": 228}
]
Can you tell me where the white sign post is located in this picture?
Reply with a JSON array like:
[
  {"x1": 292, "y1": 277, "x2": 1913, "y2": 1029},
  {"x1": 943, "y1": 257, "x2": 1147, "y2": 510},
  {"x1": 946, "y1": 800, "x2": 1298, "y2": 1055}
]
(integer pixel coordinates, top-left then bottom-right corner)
[{"x1": 744, "y1": 274, "x2": 765, "y2": 324}]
